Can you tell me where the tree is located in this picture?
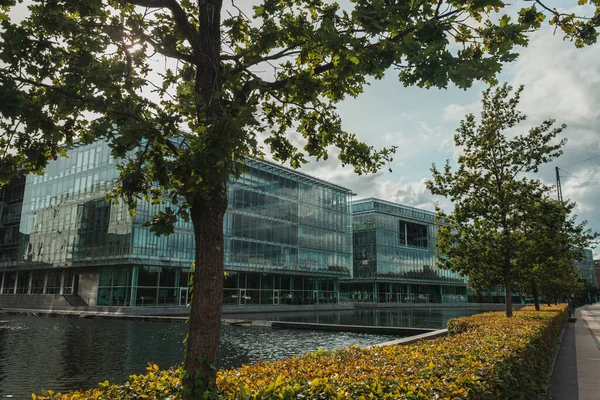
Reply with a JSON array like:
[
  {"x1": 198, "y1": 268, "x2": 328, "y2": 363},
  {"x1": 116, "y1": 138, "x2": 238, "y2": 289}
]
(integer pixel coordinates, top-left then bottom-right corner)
[
  {"x1": 0, "y1": 0, "x2": 598, "y2": 395},
  {"x1": 426, "y1": 84, "x2": 568, "y2": 317},
  {"x1": 517, "y1": 198, "x2": 596, "y2": 310}
]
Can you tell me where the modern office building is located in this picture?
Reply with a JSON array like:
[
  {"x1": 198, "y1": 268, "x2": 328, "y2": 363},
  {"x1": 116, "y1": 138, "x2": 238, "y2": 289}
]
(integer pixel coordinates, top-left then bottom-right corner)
[
  {"x1": 340, "y1": 198, "x2": 467, "y2": 303},
  {"x1": 0, "y1": 140, "x2": 353, "y2": 308}
]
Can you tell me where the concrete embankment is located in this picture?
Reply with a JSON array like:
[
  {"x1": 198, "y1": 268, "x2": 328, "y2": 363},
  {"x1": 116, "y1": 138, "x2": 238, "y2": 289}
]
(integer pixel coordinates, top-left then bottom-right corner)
[{"x1": 269, "y1": 321, "x2": 435, "y2": 336}]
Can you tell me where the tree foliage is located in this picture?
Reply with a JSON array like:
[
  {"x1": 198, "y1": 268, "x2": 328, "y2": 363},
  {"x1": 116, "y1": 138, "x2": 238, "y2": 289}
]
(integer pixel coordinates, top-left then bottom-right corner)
[
  {"x1": 427, "y1": 84, "x2": 569, "y2": 317},
  {"x1": 1, "y1": 0, "x2": 599, "y2": 395},
  {"x1": 427, "y1": 83, "x2": 598, "y2": 316},
  {"x1": 517, "y1": 198, "x2": 596, "y2": 308}
]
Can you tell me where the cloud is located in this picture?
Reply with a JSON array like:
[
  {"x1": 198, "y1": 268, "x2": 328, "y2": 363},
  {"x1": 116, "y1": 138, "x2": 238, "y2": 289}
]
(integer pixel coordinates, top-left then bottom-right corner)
[
  {"x1": 511, "y1": 33, "x2": 600, "y2": 127},
  {"x1": 437, "y1": 24, "x2": 600, "y2": 258},
  {"x1": 507, "y1": 26, "x2": 600, "y2": 257},
  {"x1": 443, "y1": 101, "x2": 481, "y2": 121},
  {"x1": 259, "y1": 12, "x2": 600, "y2": 258}
]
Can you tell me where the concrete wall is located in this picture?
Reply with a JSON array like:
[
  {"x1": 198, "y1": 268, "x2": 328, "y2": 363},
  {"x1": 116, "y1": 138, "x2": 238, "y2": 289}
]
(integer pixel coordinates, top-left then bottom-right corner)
[
  {"x1": 0, "y1": 294, "x2": 71, "y2": 310},
  {"x1": 353, "y1": 302, "x2": 524, "y2": 310}
]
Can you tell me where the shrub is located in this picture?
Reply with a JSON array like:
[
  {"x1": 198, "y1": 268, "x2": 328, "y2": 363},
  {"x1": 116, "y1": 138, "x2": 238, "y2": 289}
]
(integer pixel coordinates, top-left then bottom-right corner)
[
  {"x1": 520, "y1": 303, "x2": 569, "y2": 314},
  {"x1": 33, "y1": 364, "x2": 182, "y2": 400},
  {"x1": 34, "y1": 305, "x2": 567, "y2": 400}
]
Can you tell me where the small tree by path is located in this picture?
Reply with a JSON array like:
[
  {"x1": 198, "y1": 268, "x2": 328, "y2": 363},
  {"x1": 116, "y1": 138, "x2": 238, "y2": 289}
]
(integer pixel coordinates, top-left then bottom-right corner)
[{"x1": 517, "y1": 198, "x2": 596, "y2": 310}]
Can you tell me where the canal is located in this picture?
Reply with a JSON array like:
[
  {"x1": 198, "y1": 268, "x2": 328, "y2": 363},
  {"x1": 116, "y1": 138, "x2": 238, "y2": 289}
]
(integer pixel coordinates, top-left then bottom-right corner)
[
  {"x1": 0, "y1": 308, "x2": 482, "y2": 398},
  {"x1": 229, "y1": 307, "x2": 484, "y2": 329}
]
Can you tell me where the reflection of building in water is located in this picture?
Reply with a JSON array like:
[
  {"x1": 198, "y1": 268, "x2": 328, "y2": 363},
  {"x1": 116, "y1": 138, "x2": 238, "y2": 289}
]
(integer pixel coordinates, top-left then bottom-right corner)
[
  {"x1": 0, "y1": 140, "x2": 357, "y2": 308},
  {"x1": 340, "y1": 198, "x2": 468, "y2": 304}
]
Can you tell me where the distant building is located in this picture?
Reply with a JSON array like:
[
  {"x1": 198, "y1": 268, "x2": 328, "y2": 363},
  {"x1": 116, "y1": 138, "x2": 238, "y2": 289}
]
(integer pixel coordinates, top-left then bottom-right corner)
[
  {"x1": 340, "y1": 198, "x2": 467, "y2": 303},
  {"x1": 594, "y1": 259, "x2": 600, "y2": 287},
  {"x1": 0, "y1": 140, "x2": 353, "y2": 307},
  {"x1": 576, "y1": 249, "x2": 596, "y2": 287}
]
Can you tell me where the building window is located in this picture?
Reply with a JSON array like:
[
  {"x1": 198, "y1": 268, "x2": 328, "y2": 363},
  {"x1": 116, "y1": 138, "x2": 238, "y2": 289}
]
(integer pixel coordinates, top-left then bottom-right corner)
[
  {"x1": 2, "y1": 272, "x2": 16, "y2": 294},
  {"x1": 46, "y1": 271, "x2": 61, "y2": 294},
  {"x1": 30, "y1": 271, "x2": 45, "y2": 294},
  {"x1": 399, "y1": 221, "x2": 428, "y2": 248}
]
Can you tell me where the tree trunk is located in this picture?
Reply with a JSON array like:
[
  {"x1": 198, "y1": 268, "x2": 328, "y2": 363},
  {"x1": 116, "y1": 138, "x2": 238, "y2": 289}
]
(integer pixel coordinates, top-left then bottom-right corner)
[
  {"x1": 530, "y1": 278, "x2": 540, "y2": 311},
  {"x1": 503, "y1": 262, "x2": 513, "y2": 317},
  {"x1": 183, "y1": 183, "x2": 228, "y2": 397},
  {"x1": 182, "y1": 0, "x2": 226, "y2": 395}
]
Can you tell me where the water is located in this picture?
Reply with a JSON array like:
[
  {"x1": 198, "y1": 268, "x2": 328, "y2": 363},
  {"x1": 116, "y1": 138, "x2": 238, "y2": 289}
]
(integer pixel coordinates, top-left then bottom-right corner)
[
  {"x1": 0, "y1": 308, "x2": 482, "y2": 398},
  {"x1": 229, "y1": 307, "x2": 484, "y2": 329},
  {"x1": 0, "y1": 315, "x2": 395, "y2": 399}
]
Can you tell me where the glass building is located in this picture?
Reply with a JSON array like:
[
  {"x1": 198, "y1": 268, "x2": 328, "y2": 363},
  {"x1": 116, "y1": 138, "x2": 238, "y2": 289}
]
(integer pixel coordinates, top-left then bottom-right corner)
[
  {"x1": 576, "y1": 249, "x2": 597, "y2": 287},
  {"x1": 0, "y1": 140, "x2": 353, "y2": 307},
  {"x1": 340, "y1": 198, "x2": 467, "y2": 303}
]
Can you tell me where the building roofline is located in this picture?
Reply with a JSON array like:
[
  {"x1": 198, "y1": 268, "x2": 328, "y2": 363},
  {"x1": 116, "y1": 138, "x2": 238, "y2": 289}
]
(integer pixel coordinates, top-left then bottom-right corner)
[
  {"x1": 353, "y1": 197, "x2": 436, "y2": 216},
  {"x1": 68, "y1": 137, "x2": 355, "y2": 194},
  {"x1": 246, "y1": 158, "x2": 354, "y2": 194}
]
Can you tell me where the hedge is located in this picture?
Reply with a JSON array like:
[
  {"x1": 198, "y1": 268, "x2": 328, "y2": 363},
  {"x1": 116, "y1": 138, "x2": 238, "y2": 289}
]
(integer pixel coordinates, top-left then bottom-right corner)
[
  {"x1": 520, "y1": 304, "x2": 570, "y2": 313},
  {"x1": 34, "y1": 304, "x2": 567, "y2": 400}
]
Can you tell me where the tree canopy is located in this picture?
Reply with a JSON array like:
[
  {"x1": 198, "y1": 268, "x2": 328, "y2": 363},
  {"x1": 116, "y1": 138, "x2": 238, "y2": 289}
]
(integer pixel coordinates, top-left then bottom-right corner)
[
  {"x1": 427, "y1": 84, "x2": 570, "y2": 317},
  {"x1": 1, "y1": 0, "x2": 599, "y2": 395},
  {"x1": 517, "y1": 197, "x2": 596, "y2": 309}
]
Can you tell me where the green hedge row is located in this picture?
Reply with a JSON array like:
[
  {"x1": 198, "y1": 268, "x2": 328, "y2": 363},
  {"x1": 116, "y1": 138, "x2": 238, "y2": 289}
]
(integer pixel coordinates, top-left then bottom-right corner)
[{"x1": 34, "y1": 304, "x2": 567, "y2": 400}]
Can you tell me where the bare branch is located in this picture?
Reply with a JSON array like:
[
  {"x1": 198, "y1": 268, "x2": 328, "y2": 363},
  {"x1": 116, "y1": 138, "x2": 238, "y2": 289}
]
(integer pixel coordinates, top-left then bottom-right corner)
[
  {"x1": 229, "y1": 47, "x2": 302, "y2": 75},
  {"x1": 230, "y1": 0, "x2": 251, "y2": 22},
  {"x1": 435, "y1": 0, "x2": 444, "y2": 17},
  {"x1": 531, "y1": 0, "x2": 593, "y2": 21}
]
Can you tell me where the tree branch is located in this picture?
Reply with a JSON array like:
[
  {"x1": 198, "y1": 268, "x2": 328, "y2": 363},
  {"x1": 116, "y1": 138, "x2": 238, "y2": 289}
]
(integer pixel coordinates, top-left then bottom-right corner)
[
  {"x1": 435, "y1": 0, "x2": 444, "y2": 18},
  {"x1": 142, "y1": 32, "x2": 197, "y2": 63},
  {"x1": 4, "y1": 75, "x2": 180, "y2": 157},
  {"x1": 229, "y1": 47, "x2": 302, "y2": 75},
  {"x1": 78, "y1": 20, "x2": 198, "y2": 63},
  {"x1": 123, "y1": 0, "x2": 203, "y2": 60},
  {"x1": 252, "y1": 8, "x2": 462, "y2": 92},
  {"x1": 532, "y1": 0, "x2": 593, "y2": 21}
]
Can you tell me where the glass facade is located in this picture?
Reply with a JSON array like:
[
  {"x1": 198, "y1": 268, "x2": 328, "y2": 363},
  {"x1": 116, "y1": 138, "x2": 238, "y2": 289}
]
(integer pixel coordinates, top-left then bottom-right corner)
[
  {"x1": 576, "y1": 249, "x2": 596, "y2": 286},
  {"x1": 0, "y1": 140, "x2": 353, "y2": 307},
  {"x1": 225, "y1": 159, "x2": 351, "y2": 276},
  {"x1": 341, "y1": 198, "x2": 467, "y2": 303},
  {"x1": 15, "y1": 140, "x2": 129, "y2": 268}
]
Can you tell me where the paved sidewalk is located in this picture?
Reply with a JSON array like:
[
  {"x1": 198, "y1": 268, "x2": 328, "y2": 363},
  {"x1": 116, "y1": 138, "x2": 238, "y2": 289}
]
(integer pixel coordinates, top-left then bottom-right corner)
[{"x1": 547, "y1": 303, "x2": 600, "y2": 400}]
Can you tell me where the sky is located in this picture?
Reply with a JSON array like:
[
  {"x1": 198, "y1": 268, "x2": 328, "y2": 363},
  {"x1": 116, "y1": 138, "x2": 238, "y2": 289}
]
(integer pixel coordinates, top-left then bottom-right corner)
[
  {"x1": 276, "y1": 2, "x2": 600, "y2": 258},
  {"x1": 6, "y1": 1, "x2": 599, "y2": 256}
]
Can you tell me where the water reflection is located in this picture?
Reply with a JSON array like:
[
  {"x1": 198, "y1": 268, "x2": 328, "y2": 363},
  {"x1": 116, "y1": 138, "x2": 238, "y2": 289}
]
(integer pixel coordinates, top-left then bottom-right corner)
[
  {"x1": 0, "y1": 315, "x2": 396, "y2": 399},
  {"x1": 229, "y1": 307, "x2": 483, "y2": 329}
]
